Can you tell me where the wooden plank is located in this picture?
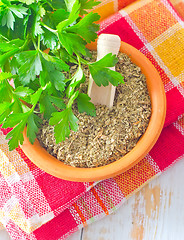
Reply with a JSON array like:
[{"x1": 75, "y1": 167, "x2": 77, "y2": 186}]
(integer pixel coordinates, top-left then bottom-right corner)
[
  {"x1": 0, "y1": 229, "x2": 11, "y2": 240},
  {"x1": 82, "y1": 157, "x2": 184, "y2": 240},
  {"x1": 68, "y1": 229, "x2": 82, "y2": 240}
]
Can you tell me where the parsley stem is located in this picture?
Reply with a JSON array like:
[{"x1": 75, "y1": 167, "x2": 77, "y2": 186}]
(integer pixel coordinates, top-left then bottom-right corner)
[
  {"x1": 78, "y1": 56, "x2": 88, "y2": 65},
  {"x1": 69, "y1": 70, "x2": 71, "y2": 79},
  {"x1": 38, "y1": 35, "x2": 40, "y2": 50},
  {"x1": 0, "y1": 34, "x2": 9, "y2": 41},
  {"x1": 19, "y1": 35, "x2": 30, "y2": 51},
  {"x1": 41, "y1": 0, "x2": 54, "y2": 11},
  {"x1": 32, "y1": 36, "x2": 37, "y2": 49},
  {"x1": 76, "y1": 54, "x2": 81, "y2": 66},
  {"x1": 40, "y1": 22, "x2": 57, "y2": 34}
]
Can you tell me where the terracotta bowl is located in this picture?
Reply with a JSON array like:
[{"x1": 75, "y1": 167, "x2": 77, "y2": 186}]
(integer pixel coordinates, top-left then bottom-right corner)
[{"x1": 20, "y1": 41, "x2": 166, "y2": 182}]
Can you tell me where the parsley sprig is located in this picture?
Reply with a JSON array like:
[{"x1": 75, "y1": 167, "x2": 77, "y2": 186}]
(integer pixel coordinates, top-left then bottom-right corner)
[{"x1": 0, "y1": 0, "x2": 124, "y2": 150}]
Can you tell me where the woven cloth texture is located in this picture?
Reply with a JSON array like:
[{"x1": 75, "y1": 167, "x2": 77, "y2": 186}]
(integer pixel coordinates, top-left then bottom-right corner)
[{"x1": 0, "y1": 0, "x2": 184, "y2": 239}]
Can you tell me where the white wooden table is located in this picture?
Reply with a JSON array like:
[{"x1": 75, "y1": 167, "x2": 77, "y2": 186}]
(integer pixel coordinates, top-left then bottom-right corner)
[{"x1": 1, "y1": 156, "x2": 184, "y2": 240}]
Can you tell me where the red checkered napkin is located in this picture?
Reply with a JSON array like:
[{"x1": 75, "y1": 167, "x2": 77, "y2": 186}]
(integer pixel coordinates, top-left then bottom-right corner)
[{"x1": 0, "y1": 0, "x2": 184, "y2": 239}]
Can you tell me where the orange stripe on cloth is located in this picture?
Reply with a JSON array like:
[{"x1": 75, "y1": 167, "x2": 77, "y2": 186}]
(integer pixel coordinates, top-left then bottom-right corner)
[
  {"x1": 178, "y1": 114, "x2": 184, "y2": 129},
  {"x1": 73, "y1": 202, "x2": 87, "y2": 226},
  {"x1": 114, "y1": 157, "x2": 158, "y2": 197},
  {"x1": 90, "y1": 188, "x2": 109, "y2": 215},
  {"x1": 118, "y1": 0, "x2": 136, "y2": 10},
  {"x1": 173, "y1": 2, "x2": 184, "y2": 19},
  {"x1": 93, "y1": 2, "x2": 115, "y2": 21},
  {"x1": 89, "y1": 182, "x2": 95, "y2": 187},
  {"x1": 171, "y1": 0, "x2": 184, "y2": 18},
  {"x1": 128, "y1": 0, "x2": 178, "y2": 42}
]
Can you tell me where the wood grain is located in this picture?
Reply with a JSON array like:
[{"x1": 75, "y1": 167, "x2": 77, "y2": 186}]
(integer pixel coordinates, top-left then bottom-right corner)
[
  {"x1": 81, "y1": 157, "x2": 184, "y2": 240},
  {"x1": 68, "y1": 230, "x2": 82, "y2": 240},
  {"x1": 0, "y1": 230, "x2": 11, "y2": 240}
]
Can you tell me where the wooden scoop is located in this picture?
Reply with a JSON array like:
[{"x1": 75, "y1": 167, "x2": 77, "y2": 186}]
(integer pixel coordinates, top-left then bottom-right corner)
[{"x1": 88, "y1": 34, "x2": 121, "y2": 108}]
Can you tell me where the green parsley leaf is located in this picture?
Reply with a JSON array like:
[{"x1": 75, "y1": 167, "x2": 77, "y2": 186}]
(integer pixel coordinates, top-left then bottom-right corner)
[
  {"x1": 39, "y1": 95, "x2": 54, "y2": 119},
  {"x1": 0, "y1": 39, "x2": 24, "y2": 55},
  {"x1": 0, "y1": 81, "x2": 12, "y2": 103},
  {"x1": 0, "y1": 101, "x2": 12, "y2": 116},
  {"x1": 0, "y1": 76, "x2": 15, "y2": 100},
  {"x1": 50, "y1": 108, "x2": 78, "y2": 143},
  {"x1": 0, "y1": 102, "x2": 12, "y2": 124},
  {"x1": 89, "y1": 66, "x2": 124, "y2": 87},
  {"x1": 79, "y1": 0, "x2": 100, "y2": 15},
  {"x1": 0, "y1": 42, "x2": 17, "y2": 53},
  {"x1": 19, "y1": 0, "x2": 35, "y2": 5},
  {"x1": 31, "y1": 3, "x2": 44, "y2": 36},
  {"x1": 77, "y1": 93, "x2": 96, "y2": 116},
  {"x1": 38, "y1": 5, "x2": 45, "y2": 17},
  {"x1": 52, "y1": 9, "x2": 69, "y2": 25},
  {"x1": 1, "y1": 2, "x2": 27, "y2": 31},
  {"x1": 40, "y1": 53, "x2": 66, "y2": 92},
  {"x1": 2, "y1": 10, "x2": 15, "y2": 30},
  {"x1": 6, "y1": 124, "x2": 24, "y2": 150},
  {"x1": 30, "y1": 87, "x2": 43, "y2": 106},
  {"x1": 66, "y1": 65, "x2": 85, "y2": 98},
  {"x1": 9, "y1": 5, "x2": 28, "y2": 18},
  {"x1": 49, "y1": 95, "x2": 66, "y2": 109},
  {"x1": 1, "y1": 0, "x2": 10, "y2": 5},
  {"x1": 67, "y1": 12, "x2": 100, "y2": 43},
  {"x1": 39, "y1": 94, "x2": 65, "y2": 119},
  {"x1": 42, "y1": 28, "x2": 59, "y2": 50},
  {"x1": 58, "y1": 32, "x2": 87, "y2": 55},
  {"x1": 41, "y1": 52, "x2": 69, "y2": 72},
  {"x1": 89, "y1": 53, "x2": 118, "y2": 68},
  {"x1": 10, "y1": 39, "x2": 25, "y2": 47},
  {"x1": 0, "y1": 71, "x2": 12, "y2": 81},
  {"x1": 34, "y1": 21, "x2": 44, "y2": 36},
  {"x1": 15, "y1": 50, "x2": 35, "y2": 64},
  {"x1": 4, "y1": 88, "x2": 43, "y2": 154},
  {"x1": 64, "y1": 0, "x2": 76, "y2": 12},
  {"x1": 0, "y1": 49, "x2": 20, "y2": 69},
  {"x1": 2, "y1": 112, "x2": 27, "y2": 128},
  {"x1": 11, "y1": 98, "x2": 23, "y2": 114},
  {"x1": 0, "y1": 112, "x2": 9, "y2": 125},
  {"x1": 3, "y1": 88, "x2": 43, "y2": 150},
  {"x1": 16, "y1": 50, "x2": 42, "y2": 85},
  {"x1": 5, "y1": 112, "x2": 29, "y2": 150},
  {"x1": 52, "y1": 74, "x2": 65, "y2": 92},
  {"x1": 10, "y1": 56, "x2": 19, "y2": 75},
  {"x1": 56, "y1": 0, "x2": 80, "y2": 31},
  {"x1": 47, "y1": 0, "x2": 66, "y2": 10},
  {"x1": 14, "y1": 86, "x2": 34, "y2": 97},
  {"x1": 0, "y1": 15, "x2": 27, "y2": 40},
  {"x1": 88, "y1": 53, "x2": 124, "y2": 86},
  {"x1": 27, "y1": 113, "x2": 42, "y2": 144},
  {"x1": 68, "y1": 108, "x2": 78, "y2": 132}
]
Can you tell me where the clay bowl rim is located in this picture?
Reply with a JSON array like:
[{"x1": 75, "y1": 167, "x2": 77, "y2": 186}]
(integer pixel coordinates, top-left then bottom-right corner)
[{"x1": 20, "y1": 41, "x2": 166, "y2": 182}]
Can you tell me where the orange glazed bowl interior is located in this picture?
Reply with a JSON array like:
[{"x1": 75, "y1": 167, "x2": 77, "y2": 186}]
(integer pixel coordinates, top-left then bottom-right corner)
[{"x1": 20, "y1": 41, "x2": 166, "y2": 182}]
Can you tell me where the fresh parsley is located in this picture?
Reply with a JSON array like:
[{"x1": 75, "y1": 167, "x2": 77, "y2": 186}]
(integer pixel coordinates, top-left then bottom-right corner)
[{"x1": 0, "y1": 0, "x2": 124, "y2": 150}]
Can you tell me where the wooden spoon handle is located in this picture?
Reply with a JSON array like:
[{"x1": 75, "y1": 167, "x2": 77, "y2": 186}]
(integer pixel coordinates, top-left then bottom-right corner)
[
  {"x1": 88, "y1": 34, "x2": 121, "y2": 108},
  {"x1": 97, "y1": 34, "x2": 121, "y2": 64}
]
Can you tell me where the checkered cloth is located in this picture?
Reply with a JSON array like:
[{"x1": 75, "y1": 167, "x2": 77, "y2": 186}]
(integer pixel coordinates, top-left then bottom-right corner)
[{"x1": 0, "y1": 0, "x2": 184, "y2": 239}]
